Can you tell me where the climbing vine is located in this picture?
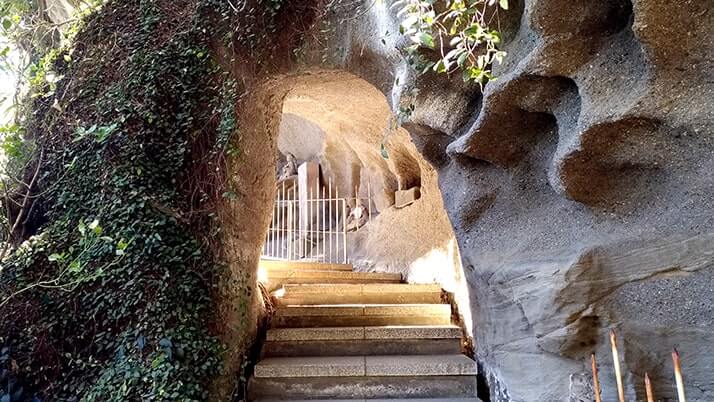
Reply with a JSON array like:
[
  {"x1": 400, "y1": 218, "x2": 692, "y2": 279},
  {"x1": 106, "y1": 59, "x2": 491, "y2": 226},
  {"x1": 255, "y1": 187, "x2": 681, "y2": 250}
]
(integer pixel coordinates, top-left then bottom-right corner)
[
  {"x1": 0, "y1": 0, "x2": 246, "y2": 400},
  {"x1": 0, "y1": 0, "x2": 327, "y2": 398}
]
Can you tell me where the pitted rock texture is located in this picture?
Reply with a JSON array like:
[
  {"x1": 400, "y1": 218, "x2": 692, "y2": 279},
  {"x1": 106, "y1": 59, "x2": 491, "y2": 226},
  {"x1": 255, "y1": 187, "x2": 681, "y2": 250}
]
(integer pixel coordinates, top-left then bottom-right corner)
[{"x1": 296, "y1": 0, "x2": 713, "y2": 401}]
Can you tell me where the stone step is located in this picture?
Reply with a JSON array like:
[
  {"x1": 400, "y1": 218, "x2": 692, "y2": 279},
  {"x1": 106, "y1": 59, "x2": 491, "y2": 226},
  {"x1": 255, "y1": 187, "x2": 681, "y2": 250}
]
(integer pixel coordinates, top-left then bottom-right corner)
[
  {"x1": 262, "y1": 339, "x2": 461, "y2": 357},
  {"x1": 275, "y1": 283, "x2": 443, "y2": 305},
  {"x1": 248, "y1": 375, "x2": 477, "y2": 400},
  {"x1": 254, "y1": 354, "x2": 477, "y2": 378},
  {"x1": 264, "y1": 326, "x2": 462, "y2": 357},
  {"x1": 260, "y1": 259, "x2": 353, "y2": 272},
  {"x1": 265, "y1": 271, "x2": 402, "y2": 291},
  {"x1": 272, "y1": 304, "x2": 452, "y2": 328},
  {"x1": 266, "y1": 325, "x2": 462, "y2": 341},
  {"x1": 256, "y1": 399, "x2": 480, "y2": 401}
]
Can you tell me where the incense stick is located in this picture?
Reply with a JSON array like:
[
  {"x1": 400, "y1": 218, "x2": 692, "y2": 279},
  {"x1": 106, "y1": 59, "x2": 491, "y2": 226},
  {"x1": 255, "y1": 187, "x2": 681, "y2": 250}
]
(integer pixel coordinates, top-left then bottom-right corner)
[
  {"x1": 610, "y1": 330, "x2": 626, "y2": 402},
  {"x1": 672, "y1": 349, "x2": 687, "y2": 402},
  {"x1": 591, "y1": 354, "x2": 602, "y2": 402},
  {"x1": 644, "y1": 372, "x2": 654, "y2": 402}
]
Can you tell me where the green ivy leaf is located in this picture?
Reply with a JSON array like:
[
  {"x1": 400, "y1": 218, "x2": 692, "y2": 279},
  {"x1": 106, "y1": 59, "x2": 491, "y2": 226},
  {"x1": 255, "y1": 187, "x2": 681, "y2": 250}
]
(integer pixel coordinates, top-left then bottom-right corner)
[
  {"x1": 88, "y1": 219, "x2": 102, "y2": 235},
  {"x1": 418, "y1": 32, "x2": 434, "y2": 48},
  {"x1": 117, "y1": 238, "x2": 129, "y2": 250},
  {"x1": 68, "y1": 260, "x2": 81, "y2": 273},
  {"x1": 500, "y1": 0, "x2": 509, "y2": 9},
  {"x1": 457, "y1": 51, "x2": 469, "y2": 67}
]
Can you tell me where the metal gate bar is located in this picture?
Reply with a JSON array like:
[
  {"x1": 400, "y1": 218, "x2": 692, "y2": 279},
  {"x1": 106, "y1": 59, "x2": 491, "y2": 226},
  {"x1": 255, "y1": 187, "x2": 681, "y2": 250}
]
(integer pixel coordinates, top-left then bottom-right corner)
[{"x1": 261, "y1": 178, "x2": 372, "y2": 264}]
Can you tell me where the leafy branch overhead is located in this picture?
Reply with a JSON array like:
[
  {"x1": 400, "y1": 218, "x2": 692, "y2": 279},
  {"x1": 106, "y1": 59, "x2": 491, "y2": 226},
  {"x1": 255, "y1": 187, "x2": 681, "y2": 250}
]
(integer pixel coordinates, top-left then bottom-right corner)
[{"x1": 393, "y1": 0, "x2": 508, "y2": 85}]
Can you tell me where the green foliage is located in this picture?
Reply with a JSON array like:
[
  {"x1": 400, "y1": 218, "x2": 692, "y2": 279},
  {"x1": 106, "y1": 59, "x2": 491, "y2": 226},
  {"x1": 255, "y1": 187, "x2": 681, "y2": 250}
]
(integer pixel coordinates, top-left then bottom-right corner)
[
  {"x1": 393, "y1": 0, "x2": 508, "y2": 85},
  {"x1": 27, "y1": 48, "x2": 63, "y2": 95},
  {"x1": 0, "y1": 0, "x2": 323, "y2": 398},
  {"x1": 0, "y1": 123, "x2": 27, "y2": 160},
  {"x1": 1, "y1": 219, "x2": 130, "y2": 306},
  {"x1": 73, "y1": 123, "x2": 118, "y2": 143},
  {"x1": 0, "y1": 0, "x2": 245, "y2": 400},
  {"x1": 0, "y1": 123, "x2": 33, "y2": 192}
]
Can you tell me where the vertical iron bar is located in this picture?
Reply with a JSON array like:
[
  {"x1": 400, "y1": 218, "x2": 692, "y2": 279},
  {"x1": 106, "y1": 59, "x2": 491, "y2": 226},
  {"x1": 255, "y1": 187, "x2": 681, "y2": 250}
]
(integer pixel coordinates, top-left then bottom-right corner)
[
  {"x1": 308, "y1": 180, "x2": 311, "y2": 261},
  {"x1": 335, "y1": 183, "x2": 342, "y2": 261},
  {"x1": 329, "y1": 178, "x2": 333, "y2": 264},
  {"x1": 342, "y1": 198, "x2": 347, "y2": 264},
  {"x1": 355, "y1": 185, "x2": 359, "y2": 232},
  {"x1": 271, "y1": 196, "x2": 275, "y2": 258},
  {"x1": 277, "y1": 185, "x2": 280, "y2": 259},
  {"x1": 281, "y1": 182, "x2": 285, "y2": 259},
  {"x1": 304, "y1": 185, "x2": 308, "y2": 260},
  {"x1": 290, "y1": 189, "x2": 294, "y2": 260},
  {"x1": 291, "y1": 189, "x2": 295, "y2": 260},
  {"x1": 286, "y1": 188, "x2": 291, "y2": 260},
  {"x1": 322, "y1": 185, "x2": 326, "y2": 262},
  {"x1": 315, "y1": 175, "x2": 319, "y2": 262},
  {"x1": 276, "y1": 185, "x2": 279, "y2": 259},
  {"x1": 367, "y1": 179, "x2": 372, "y2": 223}
]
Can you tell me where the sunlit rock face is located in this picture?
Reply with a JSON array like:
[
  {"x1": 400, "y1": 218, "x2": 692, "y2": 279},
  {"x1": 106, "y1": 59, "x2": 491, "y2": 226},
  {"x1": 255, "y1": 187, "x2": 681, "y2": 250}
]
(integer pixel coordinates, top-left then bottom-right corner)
[
  {"x1": 275, "y1": 75, "x2": 468, "y2": 325},
  {"x1": 304, "y1": 0, "x2": 714, "y2": 400},
  {"x1": 45, "y1": 0, "x2": 75, "y2": 24}
]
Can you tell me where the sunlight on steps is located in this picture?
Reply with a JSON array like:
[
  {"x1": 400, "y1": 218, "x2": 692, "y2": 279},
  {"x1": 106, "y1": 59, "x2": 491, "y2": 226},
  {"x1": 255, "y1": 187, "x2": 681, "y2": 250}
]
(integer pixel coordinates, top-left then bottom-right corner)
[{"x1": 248, "y1": 259, "x2": 480, "y2": 401}]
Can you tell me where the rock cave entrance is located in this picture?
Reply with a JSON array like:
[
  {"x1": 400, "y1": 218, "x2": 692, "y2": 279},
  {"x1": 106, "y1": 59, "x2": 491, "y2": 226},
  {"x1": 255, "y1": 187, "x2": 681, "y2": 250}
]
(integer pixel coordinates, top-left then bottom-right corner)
[
  {"x1": 259, "y1": 73, "x2": 470, "y2": 309},
  {"x1": 219, "y1": 70, "x2": 480, "y2": 400}
]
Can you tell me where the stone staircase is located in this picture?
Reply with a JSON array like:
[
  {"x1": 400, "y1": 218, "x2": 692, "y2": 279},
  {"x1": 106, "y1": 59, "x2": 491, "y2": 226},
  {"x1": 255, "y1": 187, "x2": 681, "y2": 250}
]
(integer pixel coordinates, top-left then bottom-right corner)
[{"x1": 248, "y1": 260, "x2": 479, "y2": 401}]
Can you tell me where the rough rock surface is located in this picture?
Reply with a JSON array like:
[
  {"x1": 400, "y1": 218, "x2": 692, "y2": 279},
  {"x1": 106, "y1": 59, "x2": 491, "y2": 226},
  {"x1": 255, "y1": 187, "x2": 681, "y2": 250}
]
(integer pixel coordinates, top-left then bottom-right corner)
[
  {"x1": 285, "y1": 0, "x2": 713, "y2": 401},
  {"x1": 275, "y1": 76, "x2": 466, "y2": 303}
]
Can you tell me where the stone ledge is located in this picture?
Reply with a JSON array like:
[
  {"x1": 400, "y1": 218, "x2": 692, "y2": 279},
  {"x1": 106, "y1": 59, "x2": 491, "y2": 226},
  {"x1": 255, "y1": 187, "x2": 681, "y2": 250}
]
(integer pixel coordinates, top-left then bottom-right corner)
[
  {"x1": 255, "y1": 356, "x2": 365, "y2": 378},
  {"x1": 366, "y1": 354, "x2": 477, "y2": 376},
  {"x1": 255, "y1": 354, "x2": 476, "y2": 378},
  {"x1": 395, "y1": 186, "x2": 421, "y2": 208},
  {"x1": 266, "y1": 325, "x2": 461, "y2": 341}
]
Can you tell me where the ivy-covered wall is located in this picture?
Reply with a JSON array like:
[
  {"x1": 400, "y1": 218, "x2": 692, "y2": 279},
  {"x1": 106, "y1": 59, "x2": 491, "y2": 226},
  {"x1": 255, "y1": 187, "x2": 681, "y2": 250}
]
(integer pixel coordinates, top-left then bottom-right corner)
[{"x1": 0, "y1": 0, "x2": 324, "y2": 400}]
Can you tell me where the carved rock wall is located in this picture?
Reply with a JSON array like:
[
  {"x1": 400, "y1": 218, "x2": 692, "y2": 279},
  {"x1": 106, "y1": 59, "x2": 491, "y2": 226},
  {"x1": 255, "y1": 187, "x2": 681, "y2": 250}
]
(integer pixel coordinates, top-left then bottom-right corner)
[
  {"x1": 300, "y1": 0, "x2": 714, "y2": 400},
  {"x1": 275, "y1": 75, "x2": 467, "y2": 305}
]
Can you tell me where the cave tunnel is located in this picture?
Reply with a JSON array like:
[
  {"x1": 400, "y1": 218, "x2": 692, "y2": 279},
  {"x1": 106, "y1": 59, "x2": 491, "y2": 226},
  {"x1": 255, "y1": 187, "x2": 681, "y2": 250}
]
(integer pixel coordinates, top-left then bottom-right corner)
[{"x1": 257, "y1": 73, "x2": 472, "y2": 330}]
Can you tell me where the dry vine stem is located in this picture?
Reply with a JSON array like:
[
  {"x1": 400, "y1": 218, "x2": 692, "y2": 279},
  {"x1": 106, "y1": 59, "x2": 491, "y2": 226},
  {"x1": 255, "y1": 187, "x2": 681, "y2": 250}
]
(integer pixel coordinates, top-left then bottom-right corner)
[
  {"x1": 591, "y1": 354, "x2": 602, "y2": 402},
  {"x1": 672, "y1": 349, "x2": 687, "y2": 402},
  {"x1": 610, "y1": 330, "x2": 626, "y2": 402},
  {"x1": 0, "y1": 148, "x2": 44, "y2": 260}
]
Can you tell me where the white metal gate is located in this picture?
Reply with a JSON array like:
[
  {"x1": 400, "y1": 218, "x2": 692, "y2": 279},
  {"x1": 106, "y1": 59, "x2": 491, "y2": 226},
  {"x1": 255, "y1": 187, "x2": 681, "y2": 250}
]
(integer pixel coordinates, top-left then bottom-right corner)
[{"x1": 261, "y1": 178, "x2": 371, "y2": 264}]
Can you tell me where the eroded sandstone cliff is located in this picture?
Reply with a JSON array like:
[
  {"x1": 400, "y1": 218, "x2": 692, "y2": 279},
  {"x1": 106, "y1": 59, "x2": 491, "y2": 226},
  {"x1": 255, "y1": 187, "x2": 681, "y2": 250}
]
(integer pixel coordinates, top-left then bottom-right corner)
[{"x1": 300, "y1": 0, "x2": 713, "y2": 400}]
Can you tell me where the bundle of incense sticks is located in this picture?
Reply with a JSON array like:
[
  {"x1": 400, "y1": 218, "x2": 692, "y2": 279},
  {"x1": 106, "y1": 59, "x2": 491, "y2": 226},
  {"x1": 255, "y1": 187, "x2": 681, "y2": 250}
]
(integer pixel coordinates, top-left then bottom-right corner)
[{"x1": 589, "y1": 330, "x2": 688, "y2": 402}]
